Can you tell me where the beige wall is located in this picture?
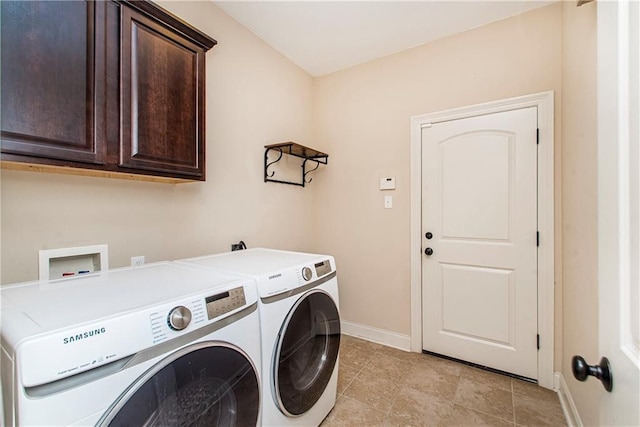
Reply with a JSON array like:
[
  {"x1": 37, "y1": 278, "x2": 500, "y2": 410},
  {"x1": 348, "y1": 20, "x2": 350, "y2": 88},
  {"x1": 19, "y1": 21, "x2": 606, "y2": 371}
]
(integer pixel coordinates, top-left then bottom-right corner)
[
  {"x1": 560, "y1": 1, "x2": 600, "y2": 425},
  {"x1": 312, "y1": 4, "x2": 563, "y2": 347},
  {"x1": 1, "y1": 6, "x2": 603, "y2": 423},
  {"x1": 1, "y1": 1, "x2": 317, "y2": 284}
]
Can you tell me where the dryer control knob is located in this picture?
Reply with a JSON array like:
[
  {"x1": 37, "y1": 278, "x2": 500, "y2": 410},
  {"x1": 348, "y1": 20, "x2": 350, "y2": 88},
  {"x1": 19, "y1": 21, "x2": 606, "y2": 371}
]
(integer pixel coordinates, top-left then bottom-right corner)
[
  {"x1": 302, "y1": 267, "x2": 313, "y2": 281},
  {"x1": 168, "y1": 306, "x2": 192, "y2": 331}
]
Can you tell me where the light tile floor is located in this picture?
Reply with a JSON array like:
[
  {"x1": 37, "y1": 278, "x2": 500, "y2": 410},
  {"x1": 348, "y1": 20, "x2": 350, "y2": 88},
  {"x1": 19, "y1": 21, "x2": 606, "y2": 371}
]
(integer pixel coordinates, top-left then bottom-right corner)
[{"x1": 321, "y1": 335, "x2": 567, "y2": 427}]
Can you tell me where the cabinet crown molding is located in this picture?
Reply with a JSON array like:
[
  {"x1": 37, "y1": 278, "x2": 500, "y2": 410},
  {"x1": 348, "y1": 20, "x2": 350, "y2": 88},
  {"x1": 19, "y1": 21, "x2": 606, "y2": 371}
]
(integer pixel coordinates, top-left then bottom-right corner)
[{"x1": 118, "y1": 0, "x2": 217, "y2": 50}]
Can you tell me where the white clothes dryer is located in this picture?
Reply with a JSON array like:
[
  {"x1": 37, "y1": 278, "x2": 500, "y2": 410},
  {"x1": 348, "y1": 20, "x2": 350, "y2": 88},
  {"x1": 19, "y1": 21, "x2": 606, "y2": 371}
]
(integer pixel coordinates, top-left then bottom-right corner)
[
  {"x1": 1, "y1": 262, "x2": 261, "y2": 426},
  {"x1": 178, "y1": 248, "x2": 341, "y2": 427}
]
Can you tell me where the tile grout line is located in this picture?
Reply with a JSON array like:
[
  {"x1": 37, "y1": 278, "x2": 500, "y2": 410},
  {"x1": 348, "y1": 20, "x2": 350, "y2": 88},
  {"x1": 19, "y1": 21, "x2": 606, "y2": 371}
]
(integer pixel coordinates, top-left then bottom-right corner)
[
  {"x1": 379, "y1": 347, "x2": 412, "y2": 422},
  {"x1": 447, "y1": 371, "x2": 518, "y2": 425},
  {"x1": 356, "y1": 343, "x2": 443, "y2": 416},
  {"x1": 511, "y1": 379, "x2": 517, "y2": 426},
  {"x1": 365, "y1": 345, "x2": 397, "y2": 417},
  {"x1": 337, "y1": 340, "x2": 381, "y2": 401},
  {"x1": 340, "y1": 363, "x2": 390, "y2": 421},
  {"x1": 338, "y1": 356, "x2": 366, "y2": 396},
  {"x1": 453, "y1": 399, "x2": 517, "y2": 424}
]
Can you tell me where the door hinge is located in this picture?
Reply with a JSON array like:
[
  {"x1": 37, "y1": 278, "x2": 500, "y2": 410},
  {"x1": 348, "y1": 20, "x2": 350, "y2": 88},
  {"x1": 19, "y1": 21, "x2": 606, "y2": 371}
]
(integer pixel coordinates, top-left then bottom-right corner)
[
  {"x1": 537, "y1": 334, "x2": 540, "y2": 350},
  {"x1": 537, "y1": 231, "x2": 540, "y2": 247},
  {"x1": 536, "y1": 128, "x2": 540, "y2": 145}
]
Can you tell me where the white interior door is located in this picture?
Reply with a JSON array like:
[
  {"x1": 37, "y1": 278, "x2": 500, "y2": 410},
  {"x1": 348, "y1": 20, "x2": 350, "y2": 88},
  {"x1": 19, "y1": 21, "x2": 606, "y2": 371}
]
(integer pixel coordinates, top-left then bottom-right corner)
[
  {"x1": 597, "y1": 1, "x2": 640, "y2": 424},
  {"x1": 421, "y1": 107, "x2": 538, "y2": 379}
]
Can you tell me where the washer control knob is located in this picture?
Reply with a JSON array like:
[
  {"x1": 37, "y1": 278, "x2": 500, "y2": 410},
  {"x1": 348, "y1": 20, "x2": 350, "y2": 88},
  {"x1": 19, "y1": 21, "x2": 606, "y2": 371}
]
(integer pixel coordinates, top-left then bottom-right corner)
[
  {"x1": 302, "y1": 267, "x2": 313, "y2": 281},
  {"x1": 167, "y1": 306, "x2": 192, "y2": 331}
]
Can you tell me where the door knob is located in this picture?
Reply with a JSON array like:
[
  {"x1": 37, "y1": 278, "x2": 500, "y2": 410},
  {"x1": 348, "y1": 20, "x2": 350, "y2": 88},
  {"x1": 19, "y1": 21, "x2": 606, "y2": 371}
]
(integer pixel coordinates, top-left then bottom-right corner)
[
  {"x1": 572, "y1": 355, "x2": 613, "y2": 392},
  {"x1": 425, "y1": 232, "x2": 433, "y2": 239},
  {"x1": 424, "y1": 248, "x2": 433, "y2": 256}
]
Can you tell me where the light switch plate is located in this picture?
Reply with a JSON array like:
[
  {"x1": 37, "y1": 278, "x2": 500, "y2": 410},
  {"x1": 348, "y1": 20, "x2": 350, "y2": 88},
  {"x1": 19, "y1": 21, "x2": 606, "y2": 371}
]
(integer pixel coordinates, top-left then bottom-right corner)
[{"x1": 384, "y1": 195, "x2": 393, "y2": 208}]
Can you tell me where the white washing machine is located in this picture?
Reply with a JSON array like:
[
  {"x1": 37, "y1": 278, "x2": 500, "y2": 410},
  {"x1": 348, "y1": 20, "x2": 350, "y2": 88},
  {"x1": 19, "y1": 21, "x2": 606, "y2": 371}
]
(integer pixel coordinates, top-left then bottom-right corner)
[
  {"x1": 1, "y1": 262, "x2": 262, "y2": 426},
  {"x1": 178, "y1": 248, "x2": 340, "y2": 427}
]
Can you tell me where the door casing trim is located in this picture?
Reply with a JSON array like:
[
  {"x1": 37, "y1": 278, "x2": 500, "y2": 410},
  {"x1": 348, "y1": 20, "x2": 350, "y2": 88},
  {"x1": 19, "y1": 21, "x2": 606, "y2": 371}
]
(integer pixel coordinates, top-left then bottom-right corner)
[{"x1": 409, "y1": 91, "x2": 555, "y2": 389}]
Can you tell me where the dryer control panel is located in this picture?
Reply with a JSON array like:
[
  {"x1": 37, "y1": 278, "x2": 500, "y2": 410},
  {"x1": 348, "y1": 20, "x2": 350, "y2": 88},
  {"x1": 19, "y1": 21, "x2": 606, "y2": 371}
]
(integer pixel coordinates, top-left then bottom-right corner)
[
  {"x1": 314, "y1": 260, "x2": 332, "y2": 277},
  {"x1": 205, "y1": 286, "x2": 246, "y2": 320},
  {"x1": 259, "y1": 257, "x2": 336, "y2": 300}
]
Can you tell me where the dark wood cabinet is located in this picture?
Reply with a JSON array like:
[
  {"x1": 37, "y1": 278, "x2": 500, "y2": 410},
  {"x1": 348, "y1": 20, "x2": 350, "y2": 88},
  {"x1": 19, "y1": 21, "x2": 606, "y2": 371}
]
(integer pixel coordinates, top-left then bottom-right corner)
[
  {"x1": 1, "y1": 1, "x2": 108, "y2": 165},
  {"x1": 1, "y1": 0, "x2": 216, "y2": 182},
  {"x1": 120, "y1": 5, "x2": 206, "y2": 178}
]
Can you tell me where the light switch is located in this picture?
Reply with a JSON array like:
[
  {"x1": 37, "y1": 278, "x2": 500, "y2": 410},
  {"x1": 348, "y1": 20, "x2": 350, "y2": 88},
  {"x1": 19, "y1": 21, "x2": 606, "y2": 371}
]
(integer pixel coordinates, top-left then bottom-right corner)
[
  {"x1": 380, "y1": 177, "x2": 396, "y2": 190},
  {"x1": 384, "y1": 195, "x2": 393, "y2": 209}
]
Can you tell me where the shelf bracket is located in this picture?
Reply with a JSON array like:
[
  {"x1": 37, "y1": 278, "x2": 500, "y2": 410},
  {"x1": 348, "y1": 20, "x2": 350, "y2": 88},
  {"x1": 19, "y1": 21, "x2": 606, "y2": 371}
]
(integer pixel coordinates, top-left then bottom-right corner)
[
  {"x1": 264, "y1": 142, "x2": 328, "y2": 187},
  {"x1": 302, "y1": 158, "x2": 321, "y2": 184},
  {"x1": 264, "y1": 147, "x2": 284, "y2": 179}
]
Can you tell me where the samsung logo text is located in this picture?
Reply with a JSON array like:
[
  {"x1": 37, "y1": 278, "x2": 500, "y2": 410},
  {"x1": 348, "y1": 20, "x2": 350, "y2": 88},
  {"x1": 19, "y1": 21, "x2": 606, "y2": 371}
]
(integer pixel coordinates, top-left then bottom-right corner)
[{"x1": 63, "y1": 327, "x2": 106, "y2": 344}]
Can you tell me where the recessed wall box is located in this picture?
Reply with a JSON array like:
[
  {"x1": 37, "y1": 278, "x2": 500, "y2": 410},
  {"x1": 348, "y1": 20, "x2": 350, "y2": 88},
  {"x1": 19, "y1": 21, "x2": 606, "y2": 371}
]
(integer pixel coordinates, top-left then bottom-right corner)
[
  {"x1": 39, "y1": 244, "x2": 108, "y2": 280},
  {"x1": 379, "y1": 177, "x2": 396, "y2": 190}
]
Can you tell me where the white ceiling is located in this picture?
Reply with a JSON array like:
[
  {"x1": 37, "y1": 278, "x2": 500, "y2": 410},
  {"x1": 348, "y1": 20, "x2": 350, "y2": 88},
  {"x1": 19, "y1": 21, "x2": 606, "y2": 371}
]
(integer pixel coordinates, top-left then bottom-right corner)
[{"x1": 214, "y1": 0, "x2": 557, "y2": 76}]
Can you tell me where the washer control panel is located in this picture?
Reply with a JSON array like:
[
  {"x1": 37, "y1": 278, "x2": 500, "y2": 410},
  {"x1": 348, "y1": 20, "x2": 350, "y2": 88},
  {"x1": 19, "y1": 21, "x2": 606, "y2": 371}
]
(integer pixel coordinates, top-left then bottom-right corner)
[
  {"x1": 15, "y1": 278, "x2": 258, "y2": 388},
  {"x1": 167, "y1": 306, "x2": 192, "y2": 331},
  {"x1": 205, "y1": 286, "x2": 246, "y2": 320},
  {"x1": 150, "y1": 299, "x2": 204, "y2": 344}
]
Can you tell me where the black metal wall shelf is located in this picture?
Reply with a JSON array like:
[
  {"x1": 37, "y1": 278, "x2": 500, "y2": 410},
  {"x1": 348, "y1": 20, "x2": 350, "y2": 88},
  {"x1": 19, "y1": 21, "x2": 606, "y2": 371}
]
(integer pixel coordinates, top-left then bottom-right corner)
[{"x1": 264, "y1": 142, "x2": 328, "y2": 187}]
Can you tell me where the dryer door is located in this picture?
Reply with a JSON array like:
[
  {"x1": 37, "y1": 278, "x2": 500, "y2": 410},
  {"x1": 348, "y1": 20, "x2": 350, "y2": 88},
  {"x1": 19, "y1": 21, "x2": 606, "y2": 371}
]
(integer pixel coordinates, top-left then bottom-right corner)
[
  {"x1": 274, "y1": 289, "x2": 341, "y2": 417},
  {"x1": 98, "y1": 342, "x2": 260, "y2": 426}
]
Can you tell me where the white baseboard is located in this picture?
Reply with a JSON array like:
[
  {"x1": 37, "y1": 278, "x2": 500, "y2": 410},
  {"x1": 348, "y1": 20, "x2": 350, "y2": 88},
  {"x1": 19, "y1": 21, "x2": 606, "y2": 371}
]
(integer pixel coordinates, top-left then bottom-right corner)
[
  {"x1": 341, "y1": 320, "x2": 412, "y2": 352},
  {"x1": 555, "y1": 372, "x2": 583, "y2": 427}
]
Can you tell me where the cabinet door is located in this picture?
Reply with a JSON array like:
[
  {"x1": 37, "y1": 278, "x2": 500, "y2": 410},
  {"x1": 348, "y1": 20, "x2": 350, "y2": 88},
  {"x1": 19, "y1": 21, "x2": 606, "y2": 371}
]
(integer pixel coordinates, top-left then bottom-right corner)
[
  {"x1": 1, "y1": 1, "x2": 107, "y2": 164},
  {"x1": 120, "y1": 6, "x2": 206, "y2": 180}
]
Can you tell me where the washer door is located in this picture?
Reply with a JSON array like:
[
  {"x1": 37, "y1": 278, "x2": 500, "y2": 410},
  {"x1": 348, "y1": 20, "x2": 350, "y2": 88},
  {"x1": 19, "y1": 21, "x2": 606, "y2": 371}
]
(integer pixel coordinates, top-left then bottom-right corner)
[
  {"x1": 274, "y1": 290, "x2": 340, "y2": 417},
  {"x1": 98, "y1": 342, "x2": 260, "y2": 426}
]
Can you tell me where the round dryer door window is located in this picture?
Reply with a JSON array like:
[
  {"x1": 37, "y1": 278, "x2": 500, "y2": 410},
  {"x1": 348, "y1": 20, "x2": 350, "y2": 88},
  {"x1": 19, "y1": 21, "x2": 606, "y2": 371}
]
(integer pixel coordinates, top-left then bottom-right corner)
[
  {"x1": 98, "y1": 342, "x2": 260, "y2": 427},
  {"x1": 274, "y1": 290, "x2": 341, "y2": 416}
]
